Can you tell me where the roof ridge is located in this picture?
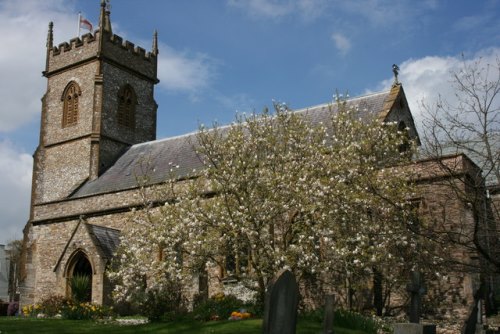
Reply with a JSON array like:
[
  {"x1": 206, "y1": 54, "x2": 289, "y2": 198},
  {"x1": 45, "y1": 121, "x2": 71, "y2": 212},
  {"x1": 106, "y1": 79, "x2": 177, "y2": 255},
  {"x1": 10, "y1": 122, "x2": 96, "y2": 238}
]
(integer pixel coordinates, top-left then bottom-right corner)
[
  {"x1": 134, "y1": 88, "x2": 392, "y2": 149},
  {"x1": 294, "y1": 89, "x2": 390, "y2": 112},
  {"x1": 132, "y1": 129, "x2": 200, "y2": 148}
]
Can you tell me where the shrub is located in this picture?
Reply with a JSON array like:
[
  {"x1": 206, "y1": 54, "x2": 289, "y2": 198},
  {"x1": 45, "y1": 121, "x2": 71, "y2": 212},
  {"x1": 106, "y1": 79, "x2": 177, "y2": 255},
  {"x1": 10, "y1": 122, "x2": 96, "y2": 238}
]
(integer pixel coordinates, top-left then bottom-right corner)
[
  {"x1": 7, "y1": 302, "x2": 19, "y2": 316},
  {"x1": 141, "y1": 288, "x2": 186, "y2": 322},
  {"x1": 22, "y1": 304, "x2": 42, "y2": 317},
  {"x1": 39, "y1": 295, "x2": 69, "y2": 317},
  {"x1": 333, "y1": 309, "x2": 380, "y2": 333},
  {"x1": 302, "y1": 308, "x2": 381, "y2": 334},
  {"x1": 60, "y1": 301, "x2": 113, "y2": 320},
  {"x1": 192, "y1": 293, "x2": 245, "y2": 321}
]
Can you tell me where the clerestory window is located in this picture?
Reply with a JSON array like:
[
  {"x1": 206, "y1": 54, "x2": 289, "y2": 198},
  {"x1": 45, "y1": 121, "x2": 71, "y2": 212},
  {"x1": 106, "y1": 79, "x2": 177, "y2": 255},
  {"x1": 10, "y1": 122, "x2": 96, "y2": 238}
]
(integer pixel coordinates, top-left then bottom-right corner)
[
  {"x1": 62, "y1": 81, "x2": 81, "y2": 127},
  {"x1": 117, "y1": 85, "x2": 137, "y2": 128}
]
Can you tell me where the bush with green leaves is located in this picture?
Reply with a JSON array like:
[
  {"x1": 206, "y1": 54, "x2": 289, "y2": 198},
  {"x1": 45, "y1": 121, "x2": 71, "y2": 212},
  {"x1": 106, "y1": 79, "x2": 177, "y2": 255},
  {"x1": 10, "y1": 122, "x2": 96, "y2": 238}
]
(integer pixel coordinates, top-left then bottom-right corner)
[
  {"x1": 141, "y1": 287, "x2": 186, "y2": 322},
  {"x1": 303, "y1": 308, "x2": 382, "y2": 334},
  {"x1": 192, "y1": 293, "x2": 245, "y2": 321},
  {"x1": 60, "y1": 301, "x2": 113, "y2": 320},
  {"x1": 39, "y1": 295, "x2": 70, "y2": 317}
]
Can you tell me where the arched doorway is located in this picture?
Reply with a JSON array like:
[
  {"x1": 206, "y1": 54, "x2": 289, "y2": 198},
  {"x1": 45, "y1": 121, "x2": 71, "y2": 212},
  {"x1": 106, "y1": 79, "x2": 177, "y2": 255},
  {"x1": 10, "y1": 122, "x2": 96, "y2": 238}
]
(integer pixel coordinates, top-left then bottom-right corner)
[{"x1": 66, "y1": 251, "x2": 93, "y2": 303}]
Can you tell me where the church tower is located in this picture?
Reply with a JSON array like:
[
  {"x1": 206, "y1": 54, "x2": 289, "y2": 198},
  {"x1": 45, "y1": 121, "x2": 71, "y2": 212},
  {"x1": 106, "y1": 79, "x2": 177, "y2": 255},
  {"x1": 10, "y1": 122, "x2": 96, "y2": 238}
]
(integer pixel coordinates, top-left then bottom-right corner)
[{"x1": 31, "y1": 0, "x2": 159, "y2": 206}]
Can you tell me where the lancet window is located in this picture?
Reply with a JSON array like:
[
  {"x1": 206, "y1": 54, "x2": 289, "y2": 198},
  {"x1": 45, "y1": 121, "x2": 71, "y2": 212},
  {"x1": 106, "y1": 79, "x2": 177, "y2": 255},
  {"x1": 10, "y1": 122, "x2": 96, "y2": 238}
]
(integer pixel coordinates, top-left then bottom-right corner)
[
  {"x1": 62, "y1": 81, "x2": 81, "y2": 127},
  {"x1": 117, "y1": 85, "x2": 137, "y2": 128}
]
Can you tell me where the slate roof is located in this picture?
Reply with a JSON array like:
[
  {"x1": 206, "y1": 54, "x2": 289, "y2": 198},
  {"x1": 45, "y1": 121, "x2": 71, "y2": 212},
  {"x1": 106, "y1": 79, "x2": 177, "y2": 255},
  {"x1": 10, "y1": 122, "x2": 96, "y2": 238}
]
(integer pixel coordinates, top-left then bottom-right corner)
[
  {"x1": 71, "y1": 89, "x2": 393, "y2": 199},
  {"x1": 86, "y1": 224, "x2": 121, "y2": 260}
]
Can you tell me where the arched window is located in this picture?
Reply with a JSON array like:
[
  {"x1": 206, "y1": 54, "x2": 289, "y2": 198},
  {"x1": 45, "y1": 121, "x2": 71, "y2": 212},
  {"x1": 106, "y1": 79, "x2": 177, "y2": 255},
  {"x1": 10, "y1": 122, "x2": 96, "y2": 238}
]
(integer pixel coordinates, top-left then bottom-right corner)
[
  {"x1": 117, "y1": 85, "x2": 137, "y2": 128},
  {"x1": 61, "y1": 81, "x2": 81, "y2": 127}
]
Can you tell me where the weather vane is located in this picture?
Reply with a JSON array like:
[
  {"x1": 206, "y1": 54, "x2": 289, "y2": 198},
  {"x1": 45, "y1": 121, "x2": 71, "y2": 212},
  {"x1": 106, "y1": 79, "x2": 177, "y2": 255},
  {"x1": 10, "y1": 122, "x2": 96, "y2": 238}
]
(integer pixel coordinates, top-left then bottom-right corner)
[{"x1": 392, "y1": 64, "x2": 400, "y2": 85}]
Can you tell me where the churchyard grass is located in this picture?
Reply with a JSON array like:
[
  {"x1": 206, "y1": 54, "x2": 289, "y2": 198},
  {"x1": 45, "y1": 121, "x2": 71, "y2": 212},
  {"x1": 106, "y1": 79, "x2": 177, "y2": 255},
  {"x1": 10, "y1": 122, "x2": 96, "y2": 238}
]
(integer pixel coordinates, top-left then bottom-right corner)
[{"x1": 0, "y1": 317, "x2": 371, "y2": 333}]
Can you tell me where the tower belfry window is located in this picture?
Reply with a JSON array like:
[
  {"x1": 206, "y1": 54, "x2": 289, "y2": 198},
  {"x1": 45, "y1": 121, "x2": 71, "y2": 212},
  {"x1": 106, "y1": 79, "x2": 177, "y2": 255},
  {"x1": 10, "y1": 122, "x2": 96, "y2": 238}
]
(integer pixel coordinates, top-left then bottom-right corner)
[
  {"x1": 117, "y1": 85, "x2": 137, "y2": 128},
  {"x1": 62, "y1": 81, "x2": 81, "y2": 127}
]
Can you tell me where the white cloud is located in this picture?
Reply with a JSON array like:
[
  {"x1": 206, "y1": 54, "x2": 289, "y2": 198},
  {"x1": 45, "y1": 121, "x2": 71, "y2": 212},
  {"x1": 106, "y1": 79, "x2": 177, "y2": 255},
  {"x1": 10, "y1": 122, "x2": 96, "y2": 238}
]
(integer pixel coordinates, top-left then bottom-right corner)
[
  {"x1": 157, "y1": 43, "x2": 218, "y2": 96},
  {"x1": 0, "y1": 0, "x2": 79, "y2": 132},
  {"x1": 0, "y1": 140, "x2": 33, "y2": 244},
  {"x1": 227, "y1": 0, "x2": 293, "y2": 19},
  {"x1": 331, "y1": 32, "x2": 351, "y2": 55},
  {"x1": 371, "y1": 47, "x2": 500, "y2": 138},
  {"x1": 227, "y1": 0, "x2": 327, "y2": 21}
]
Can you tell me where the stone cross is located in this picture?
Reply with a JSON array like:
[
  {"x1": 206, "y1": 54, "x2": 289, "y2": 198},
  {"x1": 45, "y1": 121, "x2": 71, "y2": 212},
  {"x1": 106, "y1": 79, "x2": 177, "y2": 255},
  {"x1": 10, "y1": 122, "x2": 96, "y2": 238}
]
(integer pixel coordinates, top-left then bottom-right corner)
[
  {"x1": 262, "y1": 269, "x2": 299, "y2": 334},
  {"x1": 406, "y1": 271, "x2": 426, "y2": 323}
]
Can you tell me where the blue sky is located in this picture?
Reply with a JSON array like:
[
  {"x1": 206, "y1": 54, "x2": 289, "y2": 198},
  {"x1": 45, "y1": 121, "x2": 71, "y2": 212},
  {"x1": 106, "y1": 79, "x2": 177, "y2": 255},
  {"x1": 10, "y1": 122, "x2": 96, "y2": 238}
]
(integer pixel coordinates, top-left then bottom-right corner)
[{"x1": 0, "y1": 0, "x2": 499, "y2": 244}]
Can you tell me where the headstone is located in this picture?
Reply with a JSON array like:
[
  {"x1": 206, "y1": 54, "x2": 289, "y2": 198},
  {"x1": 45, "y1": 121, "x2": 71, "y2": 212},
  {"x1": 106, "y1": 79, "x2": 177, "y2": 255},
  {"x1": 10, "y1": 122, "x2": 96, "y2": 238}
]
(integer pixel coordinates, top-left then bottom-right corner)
[
  {"x1": 262, "y1": 270, "x2": 299, "y2": 334},
  {"x1": 394, "y1": 272, "x2": 435, "y2": 334},
  {"x1": 323, "y1": 294, "x2": 335, "y2": 334},
  {"x1": 393, "y1": 323, "x2": 436, "y2": 334},
  {"x1": 394, "y1": 323, "x2": 422, "y2": 334},
  {"x1": 406, "y1": 271, "x2": 426, "y2": 323}
]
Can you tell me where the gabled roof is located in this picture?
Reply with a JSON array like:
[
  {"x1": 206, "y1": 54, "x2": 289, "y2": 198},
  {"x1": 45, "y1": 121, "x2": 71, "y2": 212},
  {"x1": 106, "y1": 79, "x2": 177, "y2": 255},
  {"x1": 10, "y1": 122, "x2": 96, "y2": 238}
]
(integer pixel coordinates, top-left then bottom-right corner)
[
  {"x1": 71, "y1": 85, "x2": 410, "y2": 199},
  {"x1": 53, "y1": 222, "x2": 121, "y2": 272},
  {"x1": 86, "y1": 224, "x2": 121, "y2": 260}
]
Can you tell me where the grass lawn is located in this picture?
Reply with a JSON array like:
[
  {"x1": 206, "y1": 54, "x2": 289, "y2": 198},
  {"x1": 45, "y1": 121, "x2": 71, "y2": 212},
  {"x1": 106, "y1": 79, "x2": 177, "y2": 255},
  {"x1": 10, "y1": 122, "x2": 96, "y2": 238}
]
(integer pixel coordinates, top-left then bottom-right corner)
[{"x1": 0, "y1": 317, "x2": 371, "y2": 334}]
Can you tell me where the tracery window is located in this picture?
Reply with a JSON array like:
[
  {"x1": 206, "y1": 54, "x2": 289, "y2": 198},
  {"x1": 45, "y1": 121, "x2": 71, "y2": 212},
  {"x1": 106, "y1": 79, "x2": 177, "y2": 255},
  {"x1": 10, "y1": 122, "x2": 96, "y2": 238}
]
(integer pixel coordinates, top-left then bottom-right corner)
[
  {"x1": 62, "y1": 81, "x2": 81, "y2": 127},
  {"x1": 117, "y1": 85, "x2": 137, "y2": 128}
]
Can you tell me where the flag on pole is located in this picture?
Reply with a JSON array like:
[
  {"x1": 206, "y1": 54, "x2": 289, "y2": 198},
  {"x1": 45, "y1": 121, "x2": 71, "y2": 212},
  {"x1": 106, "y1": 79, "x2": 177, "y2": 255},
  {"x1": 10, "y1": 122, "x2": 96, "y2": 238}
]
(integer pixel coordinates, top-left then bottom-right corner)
[{"x1": 79, "y1": 14, "x2": 93, "y2": 33}]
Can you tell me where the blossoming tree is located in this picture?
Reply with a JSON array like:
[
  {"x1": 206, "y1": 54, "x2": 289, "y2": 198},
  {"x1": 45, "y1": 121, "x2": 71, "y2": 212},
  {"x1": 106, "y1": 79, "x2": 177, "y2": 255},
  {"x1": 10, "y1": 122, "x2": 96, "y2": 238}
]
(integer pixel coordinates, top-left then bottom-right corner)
[{"x1": 109, "y1": 99, "x2": 442, "y2": 315}]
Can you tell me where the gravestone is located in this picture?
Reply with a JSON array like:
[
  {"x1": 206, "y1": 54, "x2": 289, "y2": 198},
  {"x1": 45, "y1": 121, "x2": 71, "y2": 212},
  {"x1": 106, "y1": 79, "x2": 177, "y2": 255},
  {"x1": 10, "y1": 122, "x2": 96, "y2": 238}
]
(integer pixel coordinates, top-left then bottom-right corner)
[
  {"x1": 323, "y1": 294, "x2": 335, "y2": 334},
  {"x1": 393, "y1": 323, "x2": 436, "y2": 334},
  {"x1": 406, "y1": 271, "x2": 426, "y2": 323},
  {"x1": 394, "y1": 272, "x2": 435, "y2": 334},
  {"x1": 262, "y1": 270, "x2": 299, "y2": 334}
]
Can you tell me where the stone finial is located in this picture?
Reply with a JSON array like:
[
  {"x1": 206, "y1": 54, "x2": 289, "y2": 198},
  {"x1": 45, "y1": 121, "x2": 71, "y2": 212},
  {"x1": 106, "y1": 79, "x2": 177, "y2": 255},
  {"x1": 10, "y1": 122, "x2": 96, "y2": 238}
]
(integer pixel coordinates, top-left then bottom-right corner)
[
  {"x1": 152, "y1": 30, "x2": 159, "y2": 55},
  {"x1": 98, "y1": 0, "x2": 112, "y2": 33},
  {"x1": 99, "y1": 0, "x2": 106, "y2": 29},
  {"x1": 104, "y1": 8, "x2": 112, "y2": 34},
  {"x1": 47, "y1": 22, "x2": 54, "y2": 49},
  {"x1": 392, "y1": 64, "x2": 400, "y2": 86}
]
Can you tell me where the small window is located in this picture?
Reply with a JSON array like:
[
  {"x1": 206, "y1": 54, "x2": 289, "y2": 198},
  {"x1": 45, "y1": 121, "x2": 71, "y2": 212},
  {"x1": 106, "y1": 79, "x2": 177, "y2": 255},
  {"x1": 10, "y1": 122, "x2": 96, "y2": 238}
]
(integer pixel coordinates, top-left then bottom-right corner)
[
  {"x1": 398, "y1": 121, "x2": 410, "y2": 153},
  {"x1": 62, "y1": 81, "x2": 81, "y2": 127},
  {"x1": 117, "y1": 85, "x2": 137, "y2": 128}
]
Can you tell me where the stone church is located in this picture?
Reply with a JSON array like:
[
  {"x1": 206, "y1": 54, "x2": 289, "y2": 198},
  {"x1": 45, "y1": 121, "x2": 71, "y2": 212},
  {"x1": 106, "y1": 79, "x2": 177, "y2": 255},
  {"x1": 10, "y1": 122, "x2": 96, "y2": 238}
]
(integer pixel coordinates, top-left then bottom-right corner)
[{"x1": 20, "y1": 0, "x2": 498, "y2": 325}]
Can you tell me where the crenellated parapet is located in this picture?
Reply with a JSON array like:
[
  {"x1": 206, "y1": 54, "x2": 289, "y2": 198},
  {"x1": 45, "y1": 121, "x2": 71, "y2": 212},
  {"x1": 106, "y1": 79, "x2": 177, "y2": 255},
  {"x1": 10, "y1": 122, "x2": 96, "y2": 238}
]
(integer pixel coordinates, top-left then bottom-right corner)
[
  {"x1": 46, "y1": 29, "x2": 158, "y2": 82},
  {"x1": 101, "y1": 32, "x2": 158, "y2": 81},
  {"x1": 46, "y1": 30, "x2": 99, "y2": 76},
  {"x1": 52, "y1": 33, "x2": 96, "y2": 55}
]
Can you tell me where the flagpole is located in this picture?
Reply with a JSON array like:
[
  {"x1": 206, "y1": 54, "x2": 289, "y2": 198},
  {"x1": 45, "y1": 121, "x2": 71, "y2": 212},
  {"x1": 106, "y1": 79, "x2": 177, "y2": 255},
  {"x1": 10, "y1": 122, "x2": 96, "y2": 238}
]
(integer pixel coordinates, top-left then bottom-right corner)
[{"x1": 77, "y1": 12, "x2": 81, "y2": 38}]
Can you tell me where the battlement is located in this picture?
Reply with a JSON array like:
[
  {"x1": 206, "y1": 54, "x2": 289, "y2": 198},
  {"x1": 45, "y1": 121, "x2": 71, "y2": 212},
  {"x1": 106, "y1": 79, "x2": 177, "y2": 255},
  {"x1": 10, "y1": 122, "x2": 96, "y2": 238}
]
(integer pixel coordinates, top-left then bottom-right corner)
[
  {"x1": 46, "y1": 29, "x2": 157, "y2": 80},
  {"x1": 51, "y1": 33, "x2": 96, "y2": 56},
  {"x1": 101, "y1": 30, "x2": 158, "y2": 80},
  {"x1": 108, "y1": 33, "x2": 156, "y2": 61}
]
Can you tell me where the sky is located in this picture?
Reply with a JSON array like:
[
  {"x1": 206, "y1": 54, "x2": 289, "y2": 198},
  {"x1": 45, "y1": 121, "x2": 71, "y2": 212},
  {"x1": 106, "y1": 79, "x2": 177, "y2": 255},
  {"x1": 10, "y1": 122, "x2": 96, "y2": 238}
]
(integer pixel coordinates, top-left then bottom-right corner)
[{"x1": 0, "y1": 0, "x2": 499, "y2": 245}]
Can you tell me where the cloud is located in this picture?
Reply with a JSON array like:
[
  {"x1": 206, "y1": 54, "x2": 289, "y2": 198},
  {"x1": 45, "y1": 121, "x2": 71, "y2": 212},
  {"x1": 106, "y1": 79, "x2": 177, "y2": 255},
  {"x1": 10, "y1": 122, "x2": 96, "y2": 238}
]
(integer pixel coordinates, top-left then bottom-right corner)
[
  {"x1": 331, "y1": 32, "x2": 351, "y2": 55},
  {"x1": 371, "y1": 47, "x2": 500, "y2": 137},
  {"x1": 0, "y1": 0, "x2": 79, "y2": 132},
  {"x1": 227, "y1": 0, "x2": 293, "y2": 19},
  {"x1": 157, "y1": 43, "x2": 218, "y2": 96},
  {"x1": 226, "y1": 0, "x2": 327, "y2": 21},
  {"x1": 0, "y1": 140, "x2": 33, "y2": 244}
]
